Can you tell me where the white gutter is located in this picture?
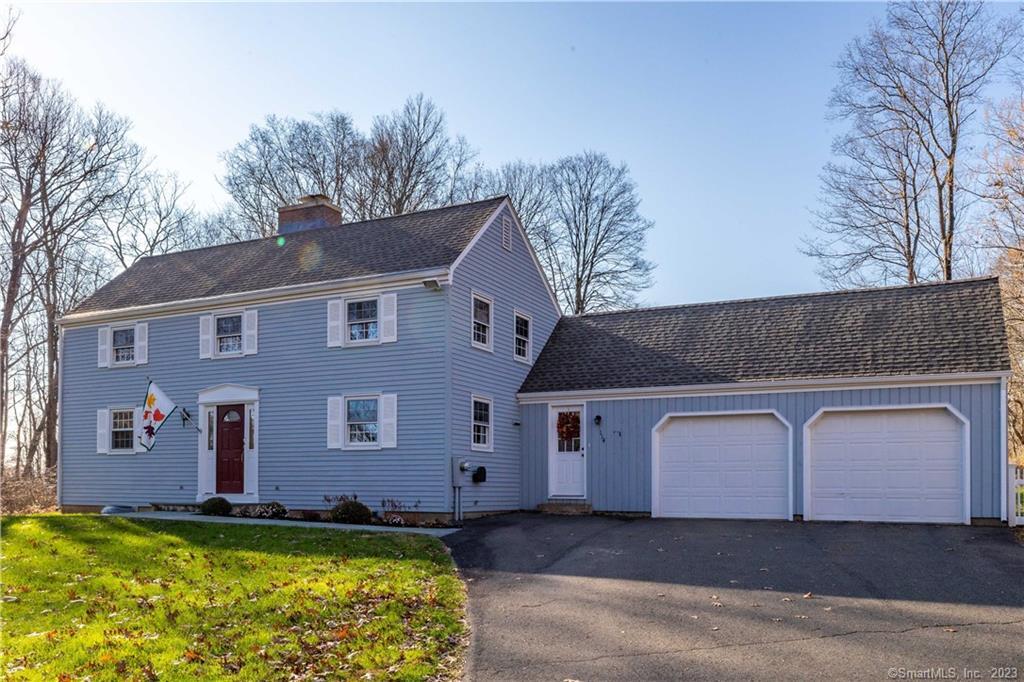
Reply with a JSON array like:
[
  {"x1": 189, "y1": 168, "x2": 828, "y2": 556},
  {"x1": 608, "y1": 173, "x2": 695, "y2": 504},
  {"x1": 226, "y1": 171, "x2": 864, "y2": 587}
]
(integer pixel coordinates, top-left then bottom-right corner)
[
  {"x1": 517, "y1": 372, "x2": 1010, "y2": 403},
  {"x1": 59, "y1": 267, "x2": 451, "y2": 328}
]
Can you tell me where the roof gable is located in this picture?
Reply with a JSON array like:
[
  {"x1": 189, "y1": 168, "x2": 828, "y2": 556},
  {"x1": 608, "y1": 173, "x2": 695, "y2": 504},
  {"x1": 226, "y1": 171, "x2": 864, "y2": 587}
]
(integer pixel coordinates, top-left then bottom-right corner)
[
  {"x1": 520, "y1": 278, "x2": 1009, "y2": 393},
  {"x1": 72, "y1": 196, "x2": 507, "y2": 315}
]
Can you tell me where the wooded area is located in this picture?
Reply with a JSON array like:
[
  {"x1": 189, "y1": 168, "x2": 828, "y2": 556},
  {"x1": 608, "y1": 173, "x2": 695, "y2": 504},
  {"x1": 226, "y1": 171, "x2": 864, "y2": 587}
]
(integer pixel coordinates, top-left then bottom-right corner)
[
  {"x1": 0, "y1": 13, "x2": 656, "y2": 487},
  {"x1": 3, "y1": 1, "x2": 1024, "y2": 498}
]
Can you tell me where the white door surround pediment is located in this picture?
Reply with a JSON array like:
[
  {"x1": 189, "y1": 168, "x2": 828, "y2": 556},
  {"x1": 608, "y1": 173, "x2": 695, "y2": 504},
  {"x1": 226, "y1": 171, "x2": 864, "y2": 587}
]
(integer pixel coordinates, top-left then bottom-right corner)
[
  {"x1": 197, "y1": 383, "x2": 260, "y2": 405},
  {"x1": 195, "y1": 383, "x2": 260, "y2": 504}
]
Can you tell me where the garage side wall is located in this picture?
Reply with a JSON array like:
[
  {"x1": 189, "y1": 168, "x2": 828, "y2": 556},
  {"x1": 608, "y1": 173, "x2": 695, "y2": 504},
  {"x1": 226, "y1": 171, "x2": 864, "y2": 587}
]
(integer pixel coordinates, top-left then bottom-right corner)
[{"x1": 520, "y1": 383, "x2": 1003, "y2": 518}]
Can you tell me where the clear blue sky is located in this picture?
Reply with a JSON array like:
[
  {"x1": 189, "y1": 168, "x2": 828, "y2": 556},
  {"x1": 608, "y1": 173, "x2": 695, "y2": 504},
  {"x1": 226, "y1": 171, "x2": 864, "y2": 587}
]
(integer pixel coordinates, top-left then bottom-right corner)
[{"x1": 13, "y1": 2, "x2": 1014, "y2": 306}]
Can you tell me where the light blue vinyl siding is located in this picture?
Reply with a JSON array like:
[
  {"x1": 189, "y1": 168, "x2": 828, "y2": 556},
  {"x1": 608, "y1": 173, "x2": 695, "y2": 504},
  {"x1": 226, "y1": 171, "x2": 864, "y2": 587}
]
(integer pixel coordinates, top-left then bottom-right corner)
[
  {"x1": 60, "y1": 286, "x2": 451, "y2": 511},
  {"x1": 60, "y1": 202, "x2": 562, "y2": 515},
  {"x1": 448, "y1": 206, "x2": 560, "y2": 513},
  {"x1": 521, "y1": 383, "x2": 1005, "y2": 518}
]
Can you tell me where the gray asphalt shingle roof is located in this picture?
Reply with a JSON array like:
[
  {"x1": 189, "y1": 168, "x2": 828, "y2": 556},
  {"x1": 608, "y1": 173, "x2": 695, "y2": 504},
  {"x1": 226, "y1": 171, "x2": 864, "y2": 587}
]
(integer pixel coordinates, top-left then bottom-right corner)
[
  {"x1": 520, "y1": 277, "x2": 1009, "y2": 393},
  {"x1": 72, "y1": 196, "x2": 507, "y2": 315}
]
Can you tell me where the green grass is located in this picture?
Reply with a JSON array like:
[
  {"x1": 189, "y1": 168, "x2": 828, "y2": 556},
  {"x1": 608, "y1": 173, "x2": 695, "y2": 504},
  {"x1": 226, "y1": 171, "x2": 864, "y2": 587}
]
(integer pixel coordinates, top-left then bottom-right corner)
[{"x1": 1, "y1": 515, "x2": 466, "y2": 681}]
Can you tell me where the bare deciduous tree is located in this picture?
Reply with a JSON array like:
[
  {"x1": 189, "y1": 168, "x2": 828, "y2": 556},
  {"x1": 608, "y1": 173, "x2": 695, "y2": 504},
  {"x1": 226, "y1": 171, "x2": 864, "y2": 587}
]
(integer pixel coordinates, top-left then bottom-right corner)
[
  {"x1": 480, "y1": 160, "x2": 554, "y2": 244},
  {"x1": 220, "y1": 111, "x2": 364, "y2": 237},
  {"x1": 353, "y1": 94, "x2": 453, "y2": 219},
  {"x1": 98, "y1": 171, "x2": 199, "y2": 268},
  {"x1": 982, "y1": 57, "x2": 1024, "y2": 460},
  {"x1": 1, "y1": 57, "x2": 142, "y2": 471},
  {"x1": 546, "y1": 151, "x2": 654, "y2": 314},
  {"x1": 808, "y1": 0, "x2": 1020, "y2": 286},
  {"x1": 220, "y1": 95, "x2": 471, "y2": 235},
  {"x1": 804, "y1": 122, "x2": 933, "y2": 286}
]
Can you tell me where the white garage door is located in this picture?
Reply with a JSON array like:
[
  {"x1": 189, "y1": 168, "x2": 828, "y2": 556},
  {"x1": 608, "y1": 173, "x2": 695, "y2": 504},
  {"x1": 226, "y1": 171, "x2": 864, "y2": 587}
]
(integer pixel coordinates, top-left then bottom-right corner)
[
  {"x1": 654, "y1": 413, "x2": 790, "y2": 519},
  {"x1": 807, "y1": 408, "x2": 965, "y2": 524}
]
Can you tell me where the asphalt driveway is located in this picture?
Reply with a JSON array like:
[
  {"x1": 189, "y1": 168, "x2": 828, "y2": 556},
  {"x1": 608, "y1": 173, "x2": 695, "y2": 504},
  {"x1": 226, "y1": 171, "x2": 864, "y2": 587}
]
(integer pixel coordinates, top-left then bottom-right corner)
[{"x1": 444, "y1": 513, "x2": 1024, "y2": 681}]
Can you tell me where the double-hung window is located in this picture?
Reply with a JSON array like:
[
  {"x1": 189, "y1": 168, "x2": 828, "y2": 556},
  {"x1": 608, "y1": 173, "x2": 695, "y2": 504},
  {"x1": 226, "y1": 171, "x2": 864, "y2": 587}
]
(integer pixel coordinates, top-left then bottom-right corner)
[
  {"x1": 328, "y1": 394, "x2": 396, "y2": 450},
  {"x1": 472, "y1": 293, "x2": 492, "y2": 351},
  {"x1": 347, "y1": 299, "x2": 379, "y2": 343},
  {"x1": 216, "y1": 314, "x2": 243, "y2": 355},
  {"x1": 110, "y1": 408, "x2": 135, "y2": 452},
  {"x1": 514, "y1": 312, "x2": 531, "y2": 363},
  {"x1": 471, "y1": 396, "x2": 493, "y2": 452},
  {"x1": 111, "y1": 327, "x2": 135, "y2": 365},
  {"x1": 345, "y1": 397, "x2": 379, "y2": 448}
]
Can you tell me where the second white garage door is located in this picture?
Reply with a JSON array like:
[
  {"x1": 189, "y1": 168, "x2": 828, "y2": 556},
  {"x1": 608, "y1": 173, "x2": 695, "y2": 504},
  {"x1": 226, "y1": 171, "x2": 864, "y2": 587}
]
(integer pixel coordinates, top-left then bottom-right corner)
[
  {"x1": 806, "y1": 408, "x2": 966, "y2": 524},
  {"x1": 653, "y1": 413, "x2": 790, "y2": 519}
]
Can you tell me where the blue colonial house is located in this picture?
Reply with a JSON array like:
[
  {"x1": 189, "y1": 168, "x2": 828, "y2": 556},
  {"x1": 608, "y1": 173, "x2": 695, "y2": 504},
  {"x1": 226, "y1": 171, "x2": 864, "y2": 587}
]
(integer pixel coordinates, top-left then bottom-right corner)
[{"x1": 58, "y1": 196, "x2": 1014, "y2": 525}]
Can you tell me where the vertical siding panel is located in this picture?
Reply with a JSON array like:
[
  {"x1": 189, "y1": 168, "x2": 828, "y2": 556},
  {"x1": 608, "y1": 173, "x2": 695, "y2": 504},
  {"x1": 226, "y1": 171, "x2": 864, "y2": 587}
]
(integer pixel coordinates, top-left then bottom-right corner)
[
  {"x1": 979, "y1": 384, "x2": 991, "y2": 516},
  {"x1": 520, "y1": 383, "x2": 1002, "y2": 518}
]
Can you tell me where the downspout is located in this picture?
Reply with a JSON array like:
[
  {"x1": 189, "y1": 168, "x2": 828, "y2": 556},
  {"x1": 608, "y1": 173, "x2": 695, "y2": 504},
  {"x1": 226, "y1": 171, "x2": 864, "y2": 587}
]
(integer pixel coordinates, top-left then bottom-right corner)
[
  {"x1": 56, "y1": 326, "x2": 65, "y2": 509},
  {"x1": 442, "y1": 269, "x2": 455, "y2": 521}
]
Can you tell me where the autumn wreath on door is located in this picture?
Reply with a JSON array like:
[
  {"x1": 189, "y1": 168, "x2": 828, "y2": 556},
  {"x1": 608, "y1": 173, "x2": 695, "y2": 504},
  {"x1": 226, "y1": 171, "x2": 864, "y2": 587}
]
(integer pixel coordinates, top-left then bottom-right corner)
[{"x1": 557, "y1": 411, "x2": 580, "y2": 441}]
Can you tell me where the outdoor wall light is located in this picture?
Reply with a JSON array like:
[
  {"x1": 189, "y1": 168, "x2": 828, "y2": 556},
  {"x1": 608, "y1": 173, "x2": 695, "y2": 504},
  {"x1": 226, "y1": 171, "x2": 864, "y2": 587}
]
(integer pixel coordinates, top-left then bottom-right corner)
[{"x1": 593, "y1": 415, "x2": 602, "y2": 426}]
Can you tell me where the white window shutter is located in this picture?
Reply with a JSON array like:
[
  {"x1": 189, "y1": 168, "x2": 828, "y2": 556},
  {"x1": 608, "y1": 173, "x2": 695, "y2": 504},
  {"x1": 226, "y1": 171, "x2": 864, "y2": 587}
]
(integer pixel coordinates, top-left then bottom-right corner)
[
  {"x1": 327, "y1": 397, "x2": 342, "y2": 449},
  {"x1": 327, "y1": 299, "x2": 343, "y2": 347},
  {"x1": 97, "y1": 327, "x2": 110, "y2": 368},
  {"x1": 380, "y1": 393, "x2": 398, "y2": 448},
  {"x1": 134, "y1": 322, "x2": 148, "y2": 365},
  {"x1": 199, "y1": 315, "x2": 213, "y2": 359},
  {"x1": 96, "y1": 409, "x2": 109, "y2": 454},
  {"x1": 243, "y1": 310, "x2": 258, "y2": 355},
  {"x1": 380, "y1": 294, "x2": 398, "y2": 343},
  {"x1": 134, "y1": 406, "x2": 145, "y2": 452}
]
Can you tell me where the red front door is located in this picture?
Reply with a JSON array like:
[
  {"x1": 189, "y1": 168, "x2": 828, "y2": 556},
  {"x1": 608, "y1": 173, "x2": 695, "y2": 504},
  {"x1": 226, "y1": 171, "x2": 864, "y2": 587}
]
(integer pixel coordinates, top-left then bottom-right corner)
[{"x1": 216, "y1": 404, "x2": 245, "y2": 494}]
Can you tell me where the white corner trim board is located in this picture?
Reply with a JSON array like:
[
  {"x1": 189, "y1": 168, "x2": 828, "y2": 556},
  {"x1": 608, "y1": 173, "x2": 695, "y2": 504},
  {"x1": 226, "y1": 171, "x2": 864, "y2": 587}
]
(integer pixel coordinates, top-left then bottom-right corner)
[
  {"x1": 1000, "y1": 376, "x2": 1009, "y2": 524},
  {"x1": 650, "y1": 410, "x2": 794, "y2": 520},
  {"x1": 802, "y1": 404, "x2": 970, "y2": 525}
]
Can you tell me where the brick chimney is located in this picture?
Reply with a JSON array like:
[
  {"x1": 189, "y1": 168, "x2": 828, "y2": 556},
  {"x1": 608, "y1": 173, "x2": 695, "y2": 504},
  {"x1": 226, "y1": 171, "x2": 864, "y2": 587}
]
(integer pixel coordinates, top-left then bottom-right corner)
[{"x1": 277, "y1": 194, "x2": 343, "y2": 234}]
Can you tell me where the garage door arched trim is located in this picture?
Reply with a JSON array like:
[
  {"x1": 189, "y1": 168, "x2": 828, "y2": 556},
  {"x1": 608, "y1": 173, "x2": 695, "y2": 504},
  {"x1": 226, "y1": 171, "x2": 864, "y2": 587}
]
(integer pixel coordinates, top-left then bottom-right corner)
[
  {"x1": 651, "y1": 410, "x2": 794, "y2": 520},
  {"x1": 802, "y1": 404, "x2": 971, "y2": 525}
]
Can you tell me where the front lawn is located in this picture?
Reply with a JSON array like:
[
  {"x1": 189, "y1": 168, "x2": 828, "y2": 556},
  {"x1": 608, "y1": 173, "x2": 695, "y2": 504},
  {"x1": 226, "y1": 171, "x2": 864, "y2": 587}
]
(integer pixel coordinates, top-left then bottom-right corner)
[{"x1": 1, "y1": 515, "x2": 465, "y2": 680}]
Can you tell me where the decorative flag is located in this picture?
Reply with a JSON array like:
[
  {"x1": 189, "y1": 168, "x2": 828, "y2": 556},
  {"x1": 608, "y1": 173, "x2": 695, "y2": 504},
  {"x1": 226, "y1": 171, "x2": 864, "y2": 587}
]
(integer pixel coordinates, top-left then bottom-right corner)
[{"x1": 139, "y1": 381, "x2": 177, "y2": 451}]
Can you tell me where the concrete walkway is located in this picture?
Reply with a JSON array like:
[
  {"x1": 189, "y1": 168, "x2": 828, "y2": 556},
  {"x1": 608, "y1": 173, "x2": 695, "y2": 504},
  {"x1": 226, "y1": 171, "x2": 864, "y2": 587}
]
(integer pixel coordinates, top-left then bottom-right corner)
[{"x1": 114, "y1": 511, "x2": 458, "y2": 537}]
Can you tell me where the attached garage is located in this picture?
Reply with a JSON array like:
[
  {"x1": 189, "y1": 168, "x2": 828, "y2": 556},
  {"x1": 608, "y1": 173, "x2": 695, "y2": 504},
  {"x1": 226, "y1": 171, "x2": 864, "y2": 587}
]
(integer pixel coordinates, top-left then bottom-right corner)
[
  {"x1": 804, "y1": 407, "x2": 968, "y2": 524},
  {"x1": 652, "y1": 411, "x2": 791, "y2": 520},
  {"x1": 519, "y1": 277, "x2": 1010, "y2": 524}
]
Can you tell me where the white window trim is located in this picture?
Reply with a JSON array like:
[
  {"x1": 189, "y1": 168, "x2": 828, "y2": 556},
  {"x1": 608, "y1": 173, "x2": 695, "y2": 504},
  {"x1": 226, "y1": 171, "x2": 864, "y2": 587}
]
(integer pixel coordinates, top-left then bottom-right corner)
[
  {"x1": 109, "y1": 406, "x2": 137, "y2": 455},
  {"x1": 213, "y1": 311, "x2": 245, "y2": 358},
  {"x1": 547, "y1": 402, "x2": 588, "y2": 499},
  {"x1": 650, "y1": 410, "x2": 792, "y2": 519},
  {"x1": 513, "y1": 310, "x2": 532, "y2": 364},
  {"x1": 802, "y1": 404, "x2": 970, "y2": 526},
  {"x1": 471, "y1": 394, "x2": 494, "y2": 453},
  {"x1": 195, "y1": 384, "x2": 260, "y2": 503},
  {"x1": 471, "y1": 291, "x2": 493, "y2": 352},
  {"x1": 343, "y1": 393, "x2": 383, "y2": 451},
  {"x1": 345, "y1": 296, "x2": 381, "y2": 347},
  {"x1": 109, "y1": 325, "x2": 136, "y2": 367}
]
